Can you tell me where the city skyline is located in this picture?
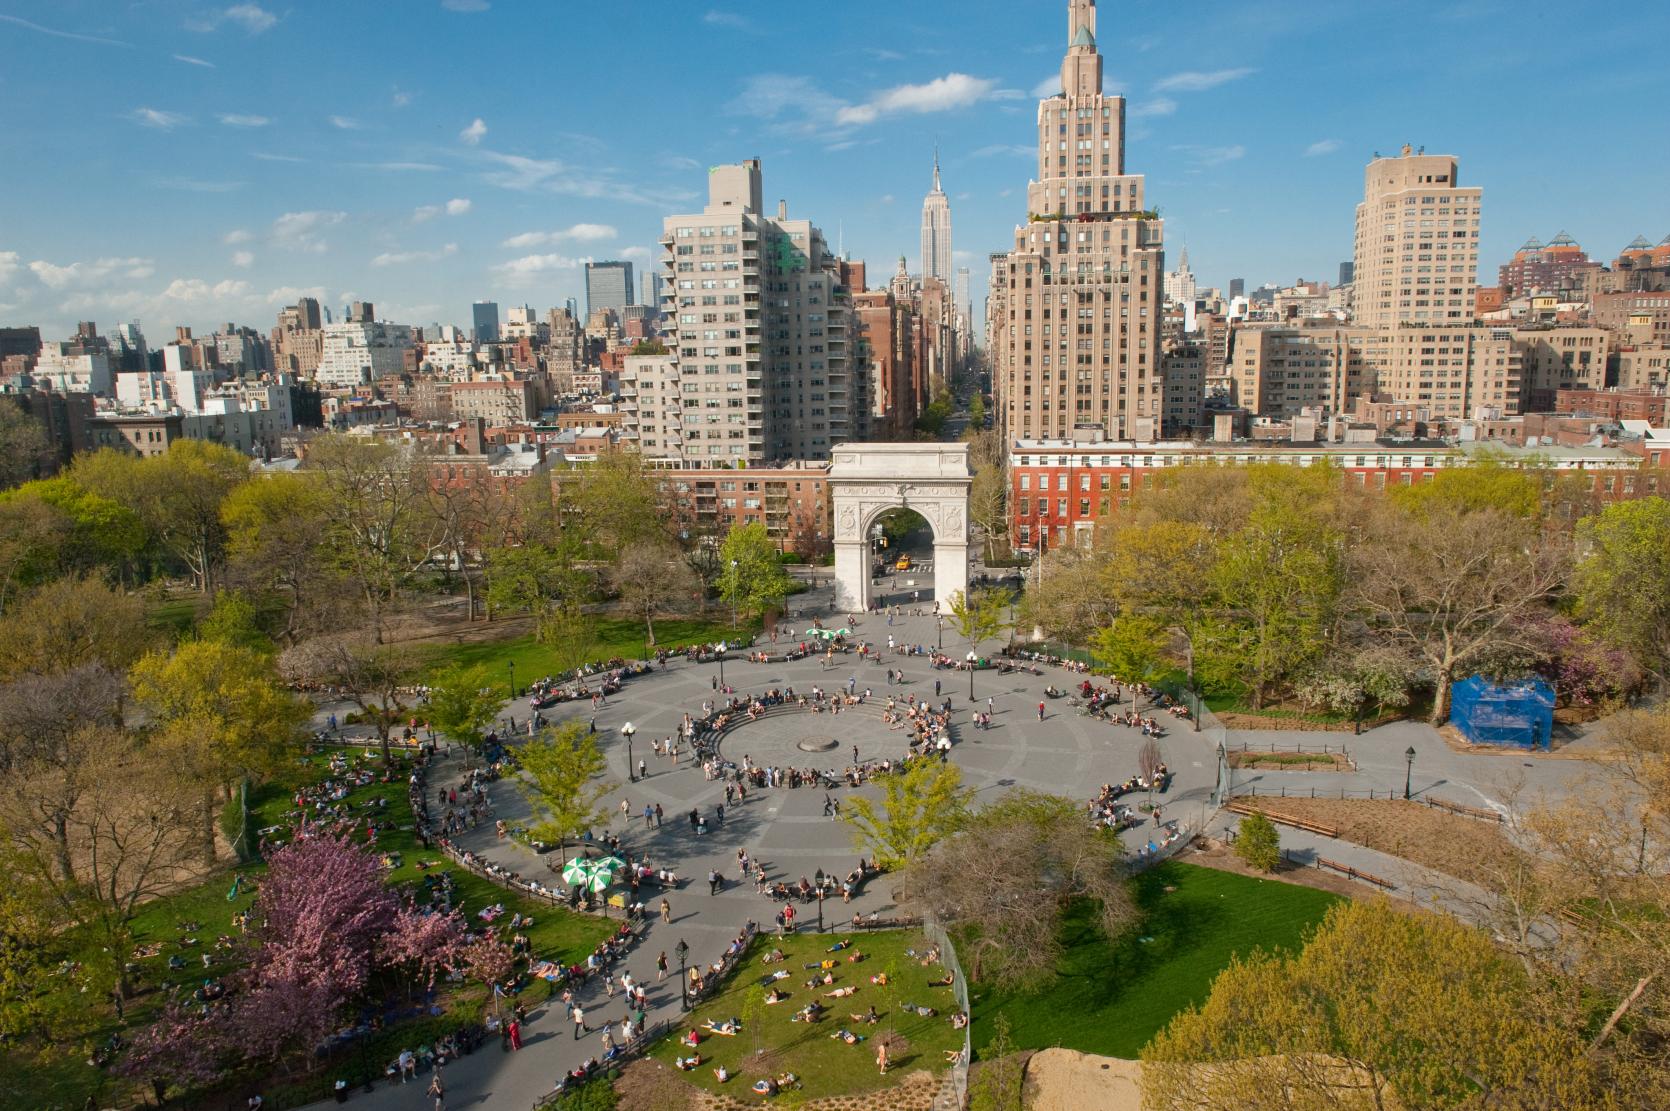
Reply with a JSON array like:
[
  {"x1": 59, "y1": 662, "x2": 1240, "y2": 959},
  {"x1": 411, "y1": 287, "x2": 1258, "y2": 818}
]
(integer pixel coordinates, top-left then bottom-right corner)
[{"x1": 2, "y1": 0, "x2": 1668, "y2": 338}]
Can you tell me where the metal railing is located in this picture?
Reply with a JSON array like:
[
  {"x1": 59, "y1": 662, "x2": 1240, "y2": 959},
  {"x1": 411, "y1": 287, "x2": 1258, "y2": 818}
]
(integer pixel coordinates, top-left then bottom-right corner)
[{"x1": 924, "y1": 919, "x2": 971, "y2": 1111}]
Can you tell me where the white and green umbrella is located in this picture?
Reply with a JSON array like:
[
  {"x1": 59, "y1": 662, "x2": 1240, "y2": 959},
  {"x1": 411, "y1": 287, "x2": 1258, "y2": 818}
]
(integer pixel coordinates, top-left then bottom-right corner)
[
  {"x1": 561, "y1": 857, "x2": 597, "y2": 885},
  {"x1": 583, "y1": 869, "x2": 613, "y2": 894},
  {"x1": 591, "y1": 855, "x2": 626, "y2": 874}
]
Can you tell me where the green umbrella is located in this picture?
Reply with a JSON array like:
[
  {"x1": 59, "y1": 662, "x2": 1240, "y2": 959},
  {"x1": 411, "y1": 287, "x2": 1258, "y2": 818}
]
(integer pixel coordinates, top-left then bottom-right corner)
[
  {"x1": 591, "y1": 855, "x2": 627, "y2": 873},
  {"x1": 561, "y1": 857, "x2": 595, "y2": 885},
  {"x1": 584, "y1": 869, "x2": 613, "y2": 893},
  {"x1": 833, "y1": 628, "x2": 851, "y2": 637}
]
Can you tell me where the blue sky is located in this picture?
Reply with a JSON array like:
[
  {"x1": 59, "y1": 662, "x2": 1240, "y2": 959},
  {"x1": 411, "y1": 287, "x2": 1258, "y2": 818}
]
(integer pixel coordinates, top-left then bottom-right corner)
[{"x1": 1, "y1": 0, "x2": 1666, "y2": 341}]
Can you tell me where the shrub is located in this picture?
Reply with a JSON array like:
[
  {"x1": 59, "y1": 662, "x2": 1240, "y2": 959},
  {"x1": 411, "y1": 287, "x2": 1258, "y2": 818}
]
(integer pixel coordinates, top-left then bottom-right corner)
[{"x1": 1235, "y1": 812, "x2": 1280, "y2": 873}]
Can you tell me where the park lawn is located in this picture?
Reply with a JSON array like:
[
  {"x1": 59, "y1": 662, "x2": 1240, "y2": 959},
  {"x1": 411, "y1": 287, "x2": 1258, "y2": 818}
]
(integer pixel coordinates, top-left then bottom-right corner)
[
  {"x1": 969, "y1": 861, "x2": 1340, "y2": 1060},
  {"x1": 648, "y1": 929, "x2": 963, "y2": 1102},
  {"x1": 0, "y1": 748, "x2": 613, "y2": 1111},
  {"x1": 418, "y1": 615, "x2": 763, "y2": 684},
  {"x1": 146, "y1": 592, "x2": 206, "y2": 638}
]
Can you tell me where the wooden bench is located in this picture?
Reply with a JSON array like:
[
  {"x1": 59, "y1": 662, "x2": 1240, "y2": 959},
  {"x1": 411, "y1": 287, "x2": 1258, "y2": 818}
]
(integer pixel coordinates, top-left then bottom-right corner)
[
  {"x1": 1315, "y1": 856, "x2": 1395, "y2": 890},
  {"x1": 1420, "y1": 796, "x2": 1504, "y2": 823},
  {"x1": 1226, "y1": 799, "x2": 1340, "y2": 839}
]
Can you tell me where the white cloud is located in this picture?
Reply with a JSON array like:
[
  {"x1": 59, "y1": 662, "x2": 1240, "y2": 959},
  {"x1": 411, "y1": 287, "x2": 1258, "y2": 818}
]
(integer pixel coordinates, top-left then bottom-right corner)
[
  {"x1": 703, "y1": 10, "x2": 750, "y2": 30},
  {"x1": 262, "y1": 284, "x2": 327, "y2": 305},
  {"x1": 492, "y1": 254, "x2": 591, "y2": 283},
  {"x1": 835, "y1": 73, "x2": 999, "y2": 126},
  {"x1": 441, "y1": 0, "x2": 490, "y2": 10},
  {"x1": 251, "y1": 152, "x2": 305, "y2": 163},
  {"x1": 0, "y1": 251, "x2": 19, "y2": 284},
  {"x1": 159, "y1": 277, "x2": 253, "y2": 302},
  {"x1": 231, "y1": 250, "x2": 255, "y2": 268},
  {"x1": 153, "y1": 177, "x2": 247, "y2": 192},
  {"x1": 1304, "y1": 138, "x2": 1343, "y2": 157},
  {"x1": 392, "y1": 87, "x2": 413, "y2": 108},
  {"x1": 130, "y1": 107, "x2": 188, "y2": 129},
  {"x1": 222, "y1": 4, "x2": 277, "y2": 33},
  {"x1": 1153, "y1": 68, "x2": 1254, "y2": 93},
  {"x1": 222, "y1": 229, "x2": 253, "y2": 244},
  {"x1": 0, "y1": 13, "x2": 130, "y2": 47},
  {"x1": 620, "y1": 246, "x2": 651, "y2": 261},
  {"x1": 352, "y1": 161, "x2": 442, "y2": 172},
  {"x1": 879, "y1": 194, "x2": 895, "y2": 205},
  {"x1": 411, "y1": 197, "x2": 473, "y2": 222},
  {"x1": 329, "y1": 115, "x2": 363, "y2": 130},
  {"x1": 971, "y1": 143, "x2": 1033, "y2": 159},
  {"x1": 371, "y1": 244, "x2": 458, "y2": 267},
  {"x1": 217, "y1": 113, "x2": 269, "y2": 127},
  {"x1": 444, "y1": 197, "x2": 472, "y2": 216},
  {"x1": 174, "y1": 54, "x2": 215, "y2": 67},
  {"x1": 501, "y1": 223, "x2": 617, "y2": 248},
  {"x1": 1171, "y1": 143, "x2": 1246, "y2": 167},
  {"x1": 474, "y1": 149, "x2": 693, "y2": 208},
  {"x1": 1031, "y1": 76, "x2": 1059, "y2": 98},
  {"x1": 459, "y1": 117, "x2": 488, "y2": 145},
  {"x1": 28, "y1": 256, "x2": 154, "y2": 289},
  {"x1": 1130, "y1": 97, "x2": 1177, "y2": 118},
  {"x1": 271, "y1": 210, "x2": 346, "y2": 253}
]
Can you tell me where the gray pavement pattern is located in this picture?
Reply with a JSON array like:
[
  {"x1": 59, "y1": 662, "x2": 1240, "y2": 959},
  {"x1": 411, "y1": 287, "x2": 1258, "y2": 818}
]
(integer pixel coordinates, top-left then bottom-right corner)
[{"x1": 299, "y1": 584, "x2": 1616, "y2": 1109}]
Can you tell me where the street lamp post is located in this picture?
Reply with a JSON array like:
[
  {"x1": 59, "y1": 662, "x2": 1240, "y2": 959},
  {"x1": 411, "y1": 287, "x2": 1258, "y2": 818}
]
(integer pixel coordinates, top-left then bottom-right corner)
[
  {"x1": 717, "y1": 642, "x2": 726, "y2": 688},
  {"x1": 966, "y1": 651, "x2": 976, "y2": 700},
  {"x1": 676, "y1": 939, "x2": 690, "y2": 1011},
  {"x1": 936, "y1": 615, "x2": 944, "y2": 650},
  {"x1": 508, "y1": 659, "x2": 516, "y2": 700},
  {"x1": 817, "y1": 891, "x2": 825, "y2": 933},
  {"x1": 728, "y1": 559, "x2": 739, "y2": 628},
  {"x1": 1404, "y1": 746, "x2": 1416, "y2": 800},
  {"x1": 622, "y1": 722, "x2": 637, "y2": 782},
  {"x1": 1184, "y1": 637, "x2": 1199, "y2": 734}
]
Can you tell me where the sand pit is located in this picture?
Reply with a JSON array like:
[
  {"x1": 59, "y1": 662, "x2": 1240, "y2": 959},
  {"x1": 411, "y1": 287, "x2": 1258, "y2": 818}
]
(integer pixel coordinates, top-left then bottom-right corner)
[{"x1": 1024, "y1": 1048, "x2": 1144, "y2": 1111}]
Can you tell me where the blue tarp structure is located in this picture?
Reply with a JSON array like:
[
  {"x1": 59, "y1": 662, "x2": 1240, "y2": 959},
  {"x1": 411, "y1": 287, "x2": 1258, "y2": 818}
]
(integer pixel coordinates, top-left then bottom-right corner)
[{"x1": 1450, "y1": 675, "x2": 1555, "y2": 749}]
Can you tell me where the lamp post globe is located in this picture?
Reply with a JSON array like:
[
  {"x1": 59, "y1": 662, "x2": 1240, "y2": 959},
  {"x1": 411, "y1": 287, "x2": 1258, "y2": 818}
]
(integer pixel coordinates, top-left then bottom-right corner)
[
  {"x1": 622, "y1": 722, "x2": 637, "y2": 781},
  {"x1": 1404, "y1": 746, "x2": 1416, "y2": 800}
]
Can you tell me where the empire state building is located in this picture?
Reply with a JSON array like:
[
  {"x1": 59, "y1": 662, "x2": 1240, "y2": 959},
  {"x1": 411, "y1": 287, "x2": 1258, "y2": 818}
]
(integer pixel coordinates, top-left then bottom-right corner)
[
  {"x1": 991, "y1": 0, "x2": 1166, "y2": 442},
  {"x1": 920, "y1": 151, "x2": 952, "y2": 282}
]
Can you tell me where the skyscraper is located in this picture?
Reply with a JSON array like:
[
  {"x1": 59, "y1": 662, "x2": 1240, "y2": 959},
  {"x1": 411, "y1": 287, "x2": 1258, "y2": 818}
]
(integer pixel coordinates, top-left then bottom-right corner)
[
  {"x1": 1229, "y1": 278, "x2": 1245, "y2": 299},
  {"x1": 585, "y1": 261, "x2": 635, "y2": 318},
  {"x1": 1163, "y1": 244, "x2": 1197, "y2": 305},
  {"x1": 992, "y1": 0, "x2": 1166, "y2": 442},
  {"x1": 472, "y1": 300, "x2": 500, "y2": 344},
  {"x1": 1351, "y1": 145, "x2": 1480, "y2": 328},
  {"x1": 920, "y1": 151, "x2": 952, "y2": 282}
]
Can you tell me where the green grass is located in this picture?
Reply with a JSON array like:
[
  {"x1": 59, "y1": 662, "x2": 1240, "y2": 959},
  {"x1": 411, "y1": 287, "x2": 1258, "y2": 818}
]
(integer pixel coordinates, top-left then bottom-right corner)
[
  {"x1": 417, "y1": 615, "x2": 762, "y2": 683},
  {"x1": 647, "y1": 929, "x2": 963, "y2": 1102},
  {"x1": 969, "y1": 861, "x2": 1339, "y2": 1060},
  {"x1": 146, "y1": 593, "x2": 205, "y2": 638},
  {"x1": 1, "y1": 747, "x2": 614, "y2": 1111}
]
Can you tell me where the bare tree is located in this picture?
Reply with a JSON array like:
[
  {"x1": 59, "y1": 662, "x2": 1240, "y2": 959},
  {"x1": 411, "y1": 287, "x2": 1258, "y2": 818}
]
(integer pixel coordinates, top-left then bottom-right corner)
[
  {"x1": 279, "y1": 634, "x2": 422, "y2": 762},
  {"x1": 608, "y1": 542, "x2": 699, "y2": 651}
]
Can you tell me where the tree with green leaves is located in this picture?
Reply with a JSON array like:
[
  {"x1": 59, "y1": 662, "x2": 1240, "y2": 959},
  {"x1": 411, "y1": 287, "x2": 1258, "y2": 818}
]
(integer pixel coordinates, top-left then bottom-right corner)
[
  {"x1": 0, "y1": 575, "x2": 153, "y2": 681},
  {"x1": 221, "y1": 470, "x2": 346, "y2": 645},
  {"x1": 969, "y1": 1013, "x2": 1023, "y2": 1111},
  {"x1": 1574, "y1": 497, "x2": 1670, "y2": 690},
  {"x1": 0, "y1": 398, "x2": 53, "y2": 490},
  {"x1": 1141, "y1": 899, "x2": 1620, "y2": 1111},
  {"x1": 840, "y1": 757, "x2": 971, "y2": 869},
  {"x1": 423, "y1": 664, "x2": 502, "y2": 756},
  {"x1": 278, "y1": 633, "x2": 421, "y2": 763},
  {"x1": 485, "y1": 538, "x2": 594, "y2": 645},
  {"x1": 965, "y1": 428, "x2": 1009, "y2": 562},
  {"x1": 517, "y1": 720, "x2": 611, "y2": 855},
  {"x1": 717, "y1": 522, "x2": 794, "y2": 627},
  {"x1": 1235, "y1": 811, "x2": 1280, "y2": 872},
  {"x1": 946, "y1": 587, "x2": 1012, "y2": 696},
  {"x1": 1092, "y1": 614, "x2": 1168, "y2": 682}
]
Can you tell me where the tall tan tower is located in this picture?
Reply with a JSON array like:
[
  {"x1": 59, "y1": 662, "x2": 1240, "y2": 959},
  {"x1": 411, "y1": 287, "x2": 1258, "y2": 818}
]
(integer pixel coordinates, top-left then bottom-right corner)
[
  {"x1": 1351, "y1": 145, "x2": 1482, "y2": 328},
  {"x1": 993, "y1": 0, "x2": 1165, "y2": 443},
  {"x1": 920, "y1": 150, "x2": 952, "y2": 283}
]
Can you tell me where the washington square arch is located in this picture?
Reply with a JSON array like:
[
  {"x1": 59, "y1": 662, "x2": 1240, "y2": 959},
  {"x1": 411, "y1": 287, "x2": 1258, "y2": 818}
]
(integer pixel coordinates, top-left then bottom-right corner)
[{"x1": 829, "y1": 442, "x2": 972, "y2": 611}]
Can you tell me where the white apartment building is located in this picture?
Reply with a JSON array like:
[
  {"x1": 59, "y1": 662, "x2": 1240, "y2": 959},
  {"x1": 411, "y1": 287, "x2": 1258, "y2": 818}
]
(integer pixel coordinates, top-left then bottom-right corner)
[
  {"x1": 1352, "y1": 146, "x2": 1482, "y2": 329},
  {"x1": 33, "y1": 346, "x2": 112, "y2": 395},
  {"x1": 316, "y1": 320, "x2": 414, "y2": 387}
]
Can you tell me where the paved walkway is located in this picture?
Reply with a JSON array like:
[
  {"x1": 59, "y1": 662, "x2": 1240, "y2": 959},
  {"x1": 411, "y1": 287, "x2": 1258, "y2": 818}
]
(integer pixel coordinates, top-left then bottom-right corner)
[{"x1": 299, "y1": 586, "x2": 1620, "y2": 1109}]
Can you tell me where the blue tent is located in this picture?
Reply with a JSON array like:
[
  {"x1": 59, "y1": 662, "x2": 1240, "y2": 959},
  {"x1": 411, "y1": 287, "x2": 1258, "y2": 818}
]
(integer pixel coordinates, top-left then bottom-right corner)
[{"x1": 1450, "y1": 675, "x2": 1555, "y2": 749}]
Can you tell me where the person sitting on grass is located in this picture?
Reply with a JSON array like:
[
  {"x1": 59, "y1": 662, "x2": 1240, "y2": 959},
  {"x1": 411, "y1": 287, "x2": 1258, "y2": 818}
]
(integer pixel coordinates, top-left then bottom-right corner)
[
  {"x1": 831, "y1": 1029, "x2": 865, "y2": 1045},
  {"x1": 761, "y1": 948, "x2": 786, "y2": 964},
  {"x1": 765, "y1": 987, "x2": 788, "y2": 1004},
  {"x1": 751, "y1": 1078, "x2": 778, "y2": 1096},
  {"x1": 681, "y1": 1029, "x2": 702, "y2": 1048},
  {"x1": 869, "y1": 971, "x2": 889, "y2": 986},
  {"x1": 824, "y1": 985, "x2": 857, "y2": 998},
  {"x1": 703, "y1": 1017, "x2": 740, "y2": 1036},
  {"x1": 674, "y1": 1053, "x2": 702, "y2": 1071},
  {"x1": 845, "y1": 950, "x2": 866, "y2": 963},
  {"x1": 929, "y1": 971, "x2": 954, "y2": 987},
  {"x1": 713, "y1": 1064, "x2": 731, "y2": 1083},
  {"x1": 849, "y1": 1005, "x2": 880, "y2": 1026},
  {"x1": 790, "y1": 1002, "x2": 822, "y2": 1023},
  {"x1": 950, "y1": 1011, "x2": 969, "y2": 1029},
  {"x1": 803, "y1": 970, "x2": 835, "y2": 989}
]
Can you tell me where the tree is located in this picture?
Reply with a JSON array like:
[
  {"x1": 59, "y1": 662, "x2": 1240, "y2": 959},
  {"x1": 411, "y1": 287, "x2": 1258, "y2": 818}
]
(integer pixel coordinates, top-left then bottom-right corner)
[
  {"x1": 0, "y1": 398, "x2": 53, "y2": 490},
  {"x1": 1092, "y1": 614, "x2": 1167, "y2": 682},
  {"x1": 305, "y1": 434, "x2": 444, "y2": 641},
  {"x1": 517, "y1": 720, "x2": 611, "y2": 854},
  {"x1": 0, "y1": 575, "x2": 152, "y2": 680},
  {"x1": 563, "y1": 452, "x2": 667, "y2": 559},
  {"x1": 423, "y1": 664, "x2": 502, "y2": 755},
  {"x1": 967, "y1": 392, "x2": 987, "y2": 430},
  {"x1": 966, "y1": 428, "x2": 1009, "y2": 561},
  {"x1": 1234, "y1": 811, "x2": 1280, "y2": 872},
  {"x1": 1019, "y1": 544, "x2": 1120, "y2": 646},
  {"x1": 898, "y1": 791, "x2": 1134, "y2": 989},
  {"x1": 221, "y1": 470, "x2": 347, "y2": 645},
  {"x1": 716, "y1": 522, "x2": 794, "y2": 625},
  {"x1": 485, "y1": 538, "x2": 593, "y2": 645},
  {"x1": 1574, "y1": 497, "x2": 1670, "y2": 689},
  {"x1": 968, "y1": 1013, "x2": 1023, "y2": 1111},
  {"x1": 608, "y1": 542, "x2": 699, "y2": 650},
  {"x1": 1141, "y1": 900, "x2": 1617, "y2": 1111},
  {"x1": 947, "y1": 587, "x2": 1012, "y2": 695},
  {"x1": 1349, "y1": 501, "x2": 1567, "y2": 723},
  {"x1": 279, "y1": 634, "x2": 421, "y2": 763},
  {"x1": 130, "y1": 638, "x2": 309, "y2": 862},
  {"x1": 842, "y1": 758, "x2": 971, "y2": 870}
]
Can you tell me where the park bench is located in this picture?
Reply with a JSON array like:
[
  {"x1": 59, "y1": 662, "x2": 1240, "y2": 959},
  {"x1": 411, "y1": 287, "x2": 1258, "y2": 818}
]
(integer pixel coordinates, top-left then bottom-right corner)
[
  {"x1": 1226, "y1": 798, "x2": 1340, "y2": 838},
  {"x1": 1315, "y1": 856, "x2": 1395, "y2": 890}
]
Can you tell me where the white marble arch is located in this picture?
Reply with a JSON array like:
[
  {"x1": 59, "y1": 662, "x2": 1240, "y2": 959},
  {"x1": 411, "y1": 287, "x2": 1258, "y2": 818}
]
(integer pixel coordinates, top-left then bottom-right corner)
[{"x1": 827, "y1": 442, "x2": 972, "y2": 612}]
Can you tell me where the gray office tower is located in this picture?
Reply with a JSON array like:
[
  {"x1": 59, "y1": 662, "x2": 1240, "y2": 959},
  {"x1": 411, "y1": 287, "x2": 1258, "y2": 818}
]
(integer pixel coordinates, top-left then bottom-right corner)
[
  {"x1": 472, "y1": 300, "x2": 500, "y2": 344},
  {"x1": 585, "y1": 261, "x2": 635, "y2": 317},
  {"x1": 1228, "y1": 278, "x2": 1245, "y2": 299},
  {"x1": 1338, "y1": 261, "x2": 1355, "y2": 286}
]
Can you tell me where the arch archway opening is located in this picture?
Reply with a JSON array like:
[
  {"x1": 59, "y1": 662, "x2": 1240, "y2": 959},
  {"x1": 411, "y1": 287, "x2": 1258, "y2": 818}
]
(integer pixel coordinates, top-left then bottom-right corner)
[{"x1": 868, "y1": 507, "x2": 938, "y2": 610}]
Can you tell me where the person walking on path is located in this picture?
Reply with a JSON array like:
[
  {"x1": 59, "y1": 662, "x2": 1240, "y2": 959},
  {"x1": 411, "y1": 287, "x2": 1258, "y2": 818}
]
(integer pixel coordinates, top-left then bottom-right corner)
[
  {"x1": 877, "y1": 1041, "x2": 889, "y2": 1074},
  {"x1": 708, "y1": 869, "x2": 721, "y2": 895},
  {"x1": 572, "y1": 1004, "x2": 587, "y2": 1039},
  {"x1": 1038, "y1": 701, "x2": 1046, "y2": 722},
  {"x1": 427, "y1": 1072, "x2": 445, "y2": 1111},
  {"x1": 657, "y1": 951, "x2": 669, "y2": 981},
  {"x1": 661, "y1": 897, "x2": 672, "y2": 924}
]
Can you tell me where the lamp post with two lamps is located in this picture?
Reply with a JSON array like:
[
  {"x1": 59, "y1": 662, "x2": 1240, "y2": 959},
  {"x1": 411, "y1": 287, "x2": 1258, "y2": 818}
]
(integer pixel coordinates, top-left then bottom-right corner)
[
  {"x1": 966, "y1": 651, "x2": 977, "y2": 700},
  {"x1": 676, "y1": 939, "x2": 690, "y2": 1011},
  {"x1": 621, "y1": 722, "x2": 637, "y2": 781},
  {"x1": 1404, "y1": 746, "x2": 1417, "y2": 800}
]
